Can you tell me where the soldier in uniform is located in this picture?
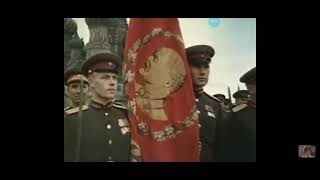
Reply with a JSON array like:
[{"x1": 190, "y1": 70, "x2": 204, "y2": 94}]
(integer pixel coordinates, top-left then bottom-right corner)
[
  {"x1": 232, "y1": 90, "x2": 250, "y2": 106},
  {"x1": 213, "y1": 94, "x2": 226, "y2": 102},
  {"x1": 186, "y1": 45, "x2": 223, "y2": 162},
  {"x1": 64, "y1": 52, "x2": 130, "y2": 162},
  {"x1": 64, "y1": 67, "x2": 90, "y2": 112},
  {"x1": 224, "y1": 98, "x2": 232, "y2": 110},
  {"x1": 217, "y1": 67, "x2": 256, "y2": 162},
  {"x1": 213, "y1": 94, "x2": 228, "y2": 112},
  {"x1": 213, "y1": 94, "x2": 234, "y2": 121}
]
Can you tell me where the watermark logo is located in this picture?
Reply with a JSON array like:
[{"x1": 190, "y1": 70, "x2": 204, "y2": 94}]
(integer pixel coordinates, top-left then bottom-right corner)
[
  {"x1": 208, "y1": 18, "x2": 221, "y2": 28},
  {"x1": 298, "y1": 145, "x2": 316, "y2": 158}
]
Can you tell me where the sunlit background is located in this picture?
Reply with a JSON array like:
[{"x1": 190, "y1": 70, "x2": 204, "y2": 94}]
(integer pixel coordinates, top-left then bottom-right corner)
[{"x1": 73, "y1": 18, "x2": 256, "y2": 102}]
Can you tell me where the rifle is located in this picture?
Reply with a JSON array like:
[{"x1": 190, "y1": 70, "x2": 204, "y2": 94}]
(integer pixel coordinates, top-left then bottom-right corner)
[
  {"x1": 74, "y1": 75, "x2": 84, "y2": 162},
  {"x1": 227, "y1": 86, "x2": 232, "y2": 110}
]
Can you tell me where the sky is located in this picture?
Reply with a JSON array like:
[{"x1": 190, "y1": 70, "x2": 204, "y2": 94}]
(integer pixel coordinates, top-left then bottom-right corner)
[{"x1": 72, "y1": 18, "x2": 256, "y2": 102}]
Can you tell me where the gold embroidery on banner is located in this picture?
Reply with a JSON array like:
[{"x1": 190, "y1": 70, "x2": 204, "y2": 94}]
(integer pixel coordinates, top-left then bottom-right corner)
[
  {"x1": 126, "y1": 26, "x2": 196, "y2": 141},
  {"x1": 135, "y1": 47, "x2": 186, "y2": 121},
  {"x1": 137, "y1": 106, "x2": 198, "y2": 141},
  {"x1": 130, "y1": 140, "x2": 142, "y2": 162},
  {"x1": 127, "y1": 99, "x2": 137, "y2": 115}
]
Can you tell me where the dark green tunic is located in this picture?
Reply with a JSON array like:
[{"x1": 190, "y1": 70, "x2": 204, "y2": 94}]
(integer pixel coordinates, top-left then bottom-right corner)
[
  {"x1": 195, "y1": 92, "x2": 223, "y2": 162},
  {"x1": 64, "y1": 101, "x2": 130, "y2": 162},
  {"x1": 216, "y1": 103, "x2": 256, "y2": 162}
]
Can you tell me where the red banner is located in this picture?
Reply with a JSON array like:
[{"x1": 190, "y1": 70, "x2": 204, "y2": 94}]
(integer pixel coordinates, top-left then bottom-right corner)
[{"x1": 123, "y1": 18, "x2": 199, "y2": 162}]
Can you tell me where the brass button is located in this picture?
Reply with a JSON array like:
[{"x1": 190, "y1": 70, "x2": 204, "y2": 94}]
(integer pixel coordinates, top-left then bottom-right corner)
[
  {"x1": 107, "y1": 124, "x2": 111, "y2": 129},
  {"x1": 108, "y1": 140, "x2": 112, "y2": 144},
  {"x1": 105, "y1": 113, "x2": 108, "y2": 116}
]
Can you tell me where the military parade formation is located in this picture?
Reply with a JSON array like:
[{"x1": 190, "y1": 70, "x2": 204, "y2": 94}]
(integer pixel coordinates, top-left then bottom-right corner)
[{"x1": 64, "y1": 18, "x2": 256, "y2": 162}]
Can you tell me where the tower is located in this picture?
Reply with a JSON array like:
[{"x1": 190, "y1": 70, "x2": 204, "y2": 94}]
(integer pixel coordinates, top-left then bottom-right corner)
[{"x1": 84, "y1": 18, "x2": 128, "y2": 101}]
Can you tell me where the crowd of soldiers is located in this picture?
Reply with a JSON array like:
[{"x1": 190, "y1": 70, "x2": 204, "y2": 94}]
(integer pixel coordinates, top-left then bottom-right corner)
[{"x1": 64, "y1": 44, "x2": 256, "y2": 162}]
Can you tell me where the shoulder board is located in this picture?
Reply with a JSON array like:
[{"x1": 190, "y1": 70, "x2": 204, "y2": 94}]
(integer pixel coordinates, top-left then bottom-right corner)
[
  {"x1": 232, "y1": 104, "x2": 248, "y2": 112},
  {"x1": 65, "y1": 105, "x2": 89, "y2": 115},
  {"x1": 204, "y1": 92, "x2": 222, "y2": 103},
  {"x1": 113, "y1": 103, "x2": 127, "y2": 110},
  {"x1": 64, "y1": 106, "x2": 72, "y2": 111}
]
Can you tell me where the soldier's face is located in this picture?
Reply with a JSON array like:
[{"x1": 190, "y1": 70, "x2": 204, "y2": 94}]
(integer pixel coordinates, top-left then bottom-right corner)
[
  {"x1": 220, "y1": 102, "x2": 227, "y2": 111},
  {"x1": 235, "y1": 98, "x2": 248, "y2": 106},
  {"x1": 89, "y1": 72, "x2": 118, "y2": 100},
  {"x1": 67, "y1": 83, "x2": 89, "y2": 105},
  {"x1": 190, "y1": 64, "x2": 210, "y2": 88}
]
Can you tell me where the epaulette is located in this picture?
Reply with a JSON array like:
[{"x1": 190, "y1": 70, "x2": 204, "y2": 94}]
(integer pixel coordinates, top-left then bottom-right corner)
[
  {"x1": 232, "y1": 104, "x2": 248, "y2": 112},
  {"x1": 65, "y1": 105, "x2": 89, "y2": 115},
  {"x1": 204, "y1": 92, "x2": 222, "y2": 103},
  {"x1": 64, "y1": 106, "x2": 72, "y2": 111},
  {"x1": 112, "y1": 102, "x2": 127, "y2": 110}
]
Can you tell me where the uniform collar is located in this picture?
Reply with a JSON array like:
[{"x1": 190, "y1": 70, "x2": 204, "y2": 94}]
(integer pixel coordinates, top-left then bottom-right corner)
[
  {"x1": 72, "y1": 102, "x2": 79, "y2": 107},
  {"x1": 194, "y1": 87, "x2": 204, "y2": 98},
  {"x1": 89, "y1": 99, "x2": 114, "y2": 110},
  {"x1": 64, "y1": 103, "x2": 78, "y2": 111},
  {"x1": 247, "y1": 100, "x2": 256, "y2": 109}
]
